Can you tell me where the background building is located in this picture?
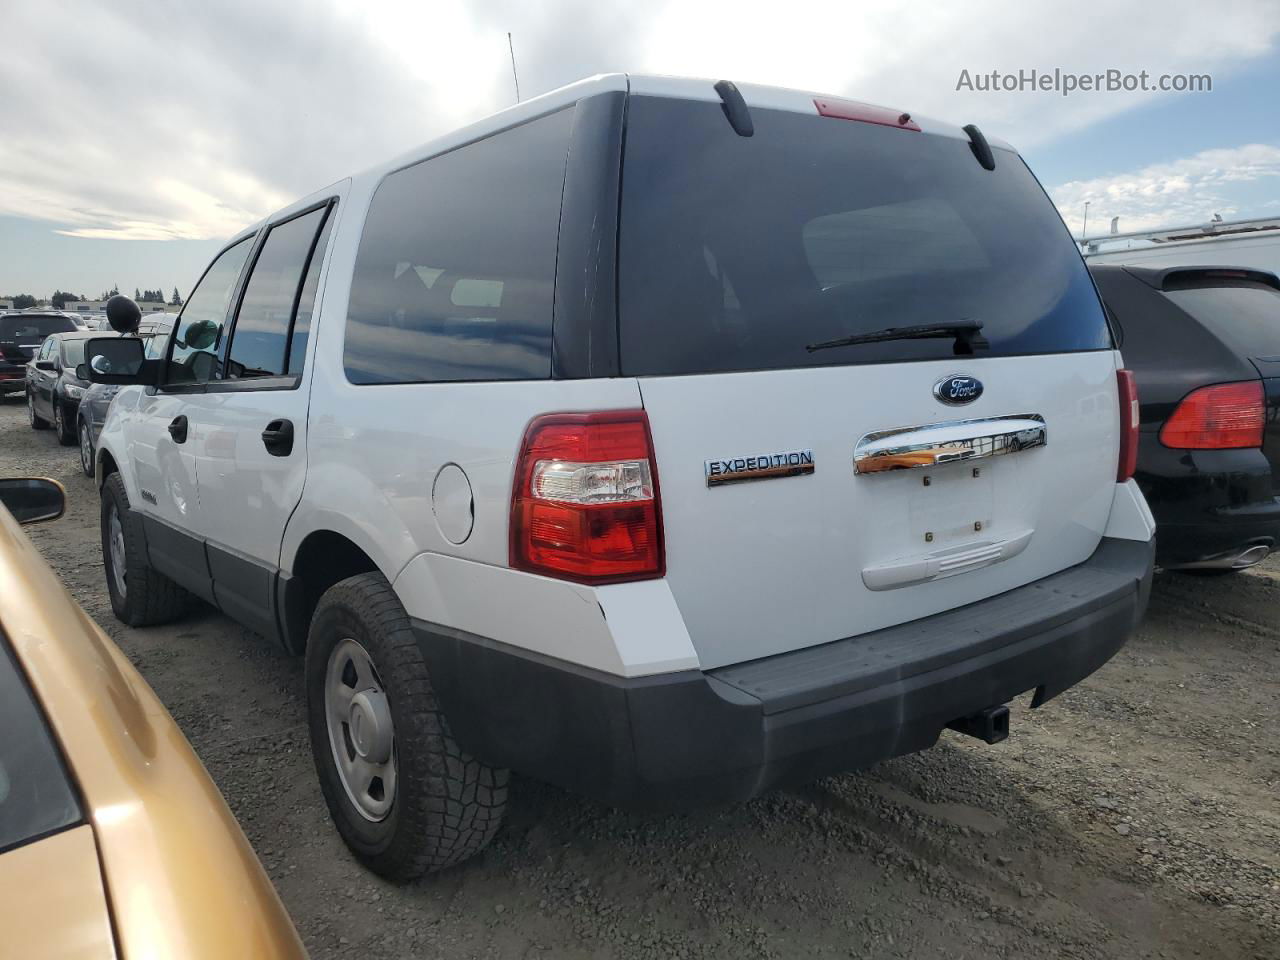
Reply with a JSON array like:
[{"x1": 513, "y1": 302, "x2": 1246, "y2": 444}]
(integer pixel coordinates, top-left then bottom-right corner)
[{"x1": 62, "y1": 299, "x2": 172, "y2": 315}]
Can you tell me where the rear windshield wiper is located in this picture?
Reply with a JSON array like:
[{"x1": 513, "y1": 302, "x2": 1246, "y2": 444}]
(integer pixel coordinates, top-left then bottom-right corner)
[{"x1": 806, "y1": 319, "x2": 988, "y2": 354}]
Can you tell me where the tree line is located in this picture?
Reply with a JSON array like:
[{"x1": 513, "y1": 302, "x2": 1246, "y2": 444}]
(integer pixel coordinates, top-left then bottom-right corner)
[{"x1": 2, "y1": 287, "x2": 184, "y2": 310}]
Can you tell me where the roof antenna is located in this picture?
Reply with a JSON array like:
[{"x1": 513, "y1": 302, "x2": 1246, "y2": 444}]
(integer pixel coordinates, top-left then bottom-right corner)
[
  {"x1": 507, "y1": 32, "x2": 521, "y2": 103},
  {"x1": 714, "y1": 80, "x2": 754, "y2": 137}
]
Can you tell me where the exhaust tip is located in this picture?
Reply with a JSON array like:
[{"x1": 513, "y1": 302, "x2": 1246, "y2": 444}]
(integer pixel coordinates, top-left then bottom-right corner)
[{"x1": 1232, "y1": 544, "x2": 1271, "y2": 569}]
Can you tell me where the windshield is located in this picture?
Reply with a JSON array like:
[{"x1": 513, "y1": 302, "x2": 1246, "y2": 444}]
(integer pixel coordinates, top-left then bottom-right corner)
[
  {"x1": 0, "y1": 637, "x2": 81, "y2": 852},
  {"x1": 618, "y1": 97, "x2": 1112, "y2": 376},
  {"x1": 0, "y1": 316, "x2": 76, "y2": 342},
  {"x1": 60, "y1": 339, "x2": 87, "y2": 366}
]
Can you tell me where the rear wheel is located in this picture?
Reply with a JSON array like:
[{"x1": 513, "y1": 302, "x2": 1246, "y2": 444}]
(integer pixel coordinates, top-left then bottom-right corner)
[
  {"x1": 78, "y1": 419, "x2": 95, "y2": 477},
  {"x1": 101, "y1": 473, "x2": 189, "y2": 626},
  {"x1": 305, "y1": 573, "x2": 508, "y2": 880},
  {"x1": 27, "y1": 390, "x2": 49, "y2": 429},
  {"x1": 53, "y1": 399, "x2": 76, "y2": 445}
]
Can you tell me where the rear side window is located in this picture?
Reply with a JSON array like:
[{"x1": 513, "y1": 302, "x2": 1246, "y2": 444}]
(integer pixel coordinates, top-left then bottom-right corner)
[
  {"x1": 226, "y1": 205, "x2": 331, "y2": 379},
  {"x1": 168, "y1": 237, "x2": 254, "y2": 384},
  {"x1": 618, "y1": 97, "x2": 1111, "y2": 376},
  {"x1": 344, "y1": 109, "x2": 572, "y2": 384},
  {"x1": 287, "y1": 209, "x2": 335, "y2": 376}
]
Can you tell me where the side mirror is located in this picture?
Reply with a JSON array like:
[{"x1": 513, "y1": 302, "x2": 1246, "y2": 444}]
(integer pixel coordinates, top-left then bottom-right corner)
[
  {"x1": 84, "y1": 337, "x2": 154, "y2": 385},
  {"x1": 0, "y1": 478, "x2": 65, "y2": 525},
  {"x1": 106, "y1": 294, "x2": 142, "y2": 334},
  {"x1": 35, "y1": 359, "x2": 56, "y2": 371},
  {"x1": 76, "y1": 363, "x2": 89, "y2": 381}
]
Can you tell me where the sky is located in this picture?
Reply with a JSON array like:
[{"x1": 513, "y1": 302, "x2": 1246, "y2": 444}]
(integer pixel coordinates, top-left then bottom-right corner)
[{"x1": 2, "y1": 0, "x2": 1278, "y2": 298}]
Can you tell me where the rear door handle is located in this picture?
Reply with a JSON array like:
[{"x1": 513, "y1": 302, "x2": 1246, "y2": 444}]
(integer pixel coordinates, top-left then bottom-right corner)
[
  {"x1": 262, "y1": 419, "x2": 294, "y2": 457},
  {"x1": 168, "y1": 415, "x2": 188, "y2": 443}
]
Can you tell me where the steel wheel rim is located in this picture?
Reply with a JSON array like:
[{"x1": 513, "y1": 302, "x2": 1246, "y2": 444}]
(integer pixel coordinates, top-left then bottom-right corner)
[
  {"x1": 54, "y1": 403, "x2": 62, "y2": 434},
  {"x1": 80, "y1": 424, "x2": 93, "y2": 474},
  {"x1": 108, "y1": 505, "x2": 127, "y2": 600},
  {"x1": 27, "y1": 392, "x2": 34, "y2": 425},
  {"x1": 324, "y1": 638, "x2": 397, "y2": 822}
]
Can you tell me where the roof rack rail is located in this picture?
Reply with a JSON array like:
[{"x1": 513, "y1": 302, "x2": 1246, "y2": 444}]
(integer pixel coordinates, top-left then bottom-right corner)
[{"x1": 1082, "y1": 215, "x2": 1280, "y2": 254}]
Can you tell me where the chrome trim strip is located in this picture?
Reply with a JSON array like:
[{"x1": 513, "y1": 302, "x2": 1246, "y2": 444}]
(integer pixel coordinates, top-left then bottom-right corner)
[
  {"x1": 705, "y1": 449, "x2": 814, "y2": 486},
  {"x1": 854, "y1": 414, "x2": 1046, "y2": 475}
]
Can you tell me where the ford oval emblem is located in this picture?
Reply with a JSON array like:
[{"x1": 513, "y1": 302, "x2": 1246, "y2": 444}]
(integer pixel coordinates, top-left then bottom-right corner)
[{"x1": 934, "y1": 374, "x2": 983, "y2": 406}]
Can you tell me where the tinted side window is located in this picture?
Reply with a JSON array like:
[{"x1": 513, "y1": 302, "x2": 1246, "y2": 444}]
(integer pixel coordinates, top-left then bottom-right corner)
[
  {"x1": 344, "y1": 109, "x2": 572, "y2": 384},
  {"x1": 168, "y1": 237, "x2": 254, "y2": 384},
  {"x1": 287, "y1": 208, "x2": 335, "y2": 376},
  {"x1": 226, "y1": 207, "x2": 328, "y2": 379}
]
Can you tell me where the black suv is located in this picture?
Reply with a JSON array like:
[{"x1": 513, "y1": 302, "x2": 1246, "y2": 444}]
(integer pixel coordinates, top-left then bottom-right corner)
[
  {"x1": 1091, "y1": 264, "x2": 1280, "y2": 571},
  {"x1": 1, "y1": 313, "x2": 77, "y2": 397},
  {"x1": 26, "y1": 331, "x2": 95, "y2": 445}
]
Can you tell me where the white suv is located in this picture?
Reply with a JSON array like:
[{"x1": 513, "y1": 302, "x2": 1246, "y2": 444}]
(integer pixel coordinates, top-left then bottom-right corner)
[{"x1": 86, "y1": 74, "x2": 1156, "y2": 880}]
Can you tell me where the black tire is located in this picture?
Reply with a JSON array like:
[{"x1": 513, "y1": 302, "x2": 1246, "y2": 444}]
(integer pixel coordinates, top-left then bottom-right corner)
[
  {"x1": 27, "y1": 390, "x2": 49, "y2": 429},
  {"x1": 305, "y1": 573, "x2": 508, "y2": 880},
  {"x1": 100, "y1": 473, "x2": 189, "y2": 626},
  {"x1": 54, "y1": 398, "x2": 76, "y2": 446},
  {"x1": 78, "y1": 418, "x2": 95, "y2": 478}
]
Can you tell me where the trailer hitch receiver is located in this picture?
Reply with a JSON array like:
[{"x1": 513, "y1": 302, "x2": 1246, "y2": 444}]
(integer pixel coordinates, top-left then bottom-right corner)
[{"x1": 947, "y1": 704, "x2": 1010, "y2": 745}]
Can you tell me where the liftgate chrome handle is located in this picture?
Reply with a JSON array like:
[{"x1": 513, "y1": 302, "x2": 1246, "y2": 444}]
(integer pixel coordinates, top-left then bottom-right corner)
[{"x1": 854, "y1": 414, "x2": 1046, "y2": 475}]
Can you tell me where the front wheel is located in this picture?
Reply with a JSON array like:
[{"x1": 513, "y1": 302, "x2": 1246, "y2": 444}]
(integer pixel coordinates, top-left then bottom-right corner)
[
  {"x1": 28, "y1": 390, "x2": 49, "y2": 429},
  {"x1": 78, "y1": 419, "x2": 95, "y2": 477},
  {"x1": 54, "y1": 399, "x2": 76, "y2": 445},
  {"x1": 305, "y1": 573, "x2": 508, "y2": 880},
  {"x1": 101, "y1": 473, "x2": 189, "y2": 626}
]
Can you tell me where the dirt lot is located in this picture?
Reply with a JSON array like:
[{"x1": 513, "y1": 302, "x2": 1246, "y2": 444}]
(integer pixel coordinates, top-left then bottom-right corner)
[{"x1": 2, "y1": 396, "x2": 1277, "y2": 960}]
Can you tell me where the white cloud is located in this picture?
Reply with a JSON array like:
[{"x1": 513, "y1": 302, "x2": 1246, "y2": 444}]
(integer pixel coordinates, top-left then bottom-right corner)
[
  {"x1": 0, "y1": 0, "x2": 1276, "y2": 241},
  {"x1": 1049, "y1": 143, "x2": 1280, "y2": 234}
]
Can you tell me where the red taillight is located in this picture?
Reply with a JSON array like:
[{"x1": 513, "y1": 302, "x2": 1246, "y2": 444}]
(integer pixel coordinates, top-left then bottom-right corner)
[
  {"x1": 1117, "y1": 369, "x2": 1140, "y2": 482},
  {"x1": 510, "y1": 411, "x2": 664, "y2": 583},
  {"x1": 1159, "y1": 380, "x2": 1264, "y2": 450}
]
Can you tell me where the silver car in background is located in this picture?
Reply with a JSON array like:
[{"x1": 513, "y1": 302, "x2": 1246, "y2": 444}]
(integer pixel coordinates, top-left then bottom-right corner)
[{"x1": 76, "y1": 314, "x2": 174, "y2": 476}]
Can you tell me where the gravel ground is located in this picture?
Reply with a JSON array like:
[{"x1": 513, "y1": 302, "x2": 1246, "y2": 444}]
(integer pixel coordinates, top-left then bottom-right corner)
[{"x1": 3, "y1": 394, "x2": 1277, "y2": 960}]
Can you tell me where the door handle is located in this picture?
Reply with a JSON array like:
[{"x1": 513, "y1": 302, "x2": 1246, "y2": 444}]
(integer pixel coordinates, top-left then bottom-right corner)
[
  {"x1": 261, "y1": 419, "x2": 294, "y2": 457},
  {"x1": 168, "y1": 415, "x2": 188, "y2": 443}
]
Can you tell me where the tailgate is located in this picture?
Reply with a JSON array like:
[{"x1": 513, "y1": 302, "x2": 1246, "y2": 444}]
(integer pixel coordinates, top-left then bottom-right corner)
[{"x1": 641, "y1": 353, "x2": 1119, "y2": 668}]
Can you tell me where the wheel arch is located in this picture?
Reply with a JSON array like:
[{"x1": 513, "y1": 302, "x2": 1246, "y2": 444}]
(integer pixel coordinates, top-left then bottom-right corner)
[{"x1": 279, "y1": 528, "x2": 384, "y2": 655}]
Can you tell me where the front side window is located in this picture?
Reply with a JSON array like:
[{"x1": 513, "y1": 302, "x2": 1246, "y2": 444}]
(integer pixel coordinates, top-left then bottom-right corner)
[
  {"x1": 344, "y1": 108, "x2": 572, "y2": 384},
  {"x1": 167, "y1": 237, "x2": 254, "y2": 385},
  {"x1": 226, "y1": 206, "x2": 329, "y2": 379}
]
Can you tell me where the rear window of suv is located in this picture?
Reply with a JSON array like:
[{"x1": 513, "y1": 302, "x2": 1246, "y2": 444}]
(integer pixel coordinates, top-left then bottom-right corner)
[
  {"x1": 617, "y1": 97, "x2": 1111, "y2": 376},
  {"x1": 0, "y1": 316, "x2": 75, "y2": 341}
]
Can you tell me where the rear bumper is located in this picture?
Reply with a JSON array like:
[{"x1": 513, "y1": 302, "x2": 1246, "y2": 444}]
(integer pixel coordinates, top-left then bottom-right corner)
[
  {"x1": 416, "y1": 536, "x2": 1154, "y2": 810},
  {"x1": 1136, "y1": 443, "x2": 1280, "y2": 567},
  {"x1": 0, "y1": 368, "x2": 26, "y2": 393}
]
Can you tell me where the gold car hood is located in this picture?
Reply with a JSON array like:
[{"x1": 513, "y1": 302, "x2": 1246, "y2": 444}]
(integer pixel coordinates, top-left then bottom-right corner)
[{"x1": 0, "y1": 509, "x2": 306, "y2": 959}]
